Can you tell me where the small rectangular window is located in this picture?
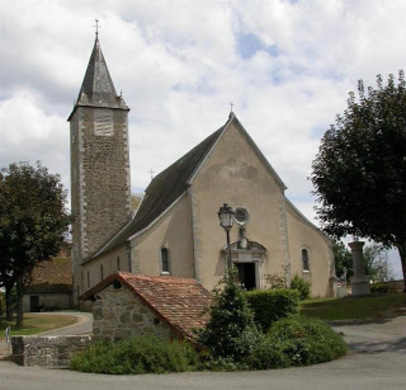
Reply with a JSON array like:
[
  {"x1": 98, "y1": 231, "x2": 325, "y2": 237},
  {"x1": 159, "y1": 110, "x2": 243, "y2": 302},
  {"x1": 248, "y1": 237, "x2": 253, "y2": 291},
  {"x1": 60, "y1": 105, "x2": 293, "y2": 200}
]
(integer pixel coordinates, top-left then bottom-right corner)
[
  {"x1": 116, "y1": 256, "x2": 120, "y2": 271},
  {"x1": 302, "y1": 249, "x2": 310, "y2": 272},
  {"x1": 160, "y1": 248, "x2": 170, "y2": 274}
]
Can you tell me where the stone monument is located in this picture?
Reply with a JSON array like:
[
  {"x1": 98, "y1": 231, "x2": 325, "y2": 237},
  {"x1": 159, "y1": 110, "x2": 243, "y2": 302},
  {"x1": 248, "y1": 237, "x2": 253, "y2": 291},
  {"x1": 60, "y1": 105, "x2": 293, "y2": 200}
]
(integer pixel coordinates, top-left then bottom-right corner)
[{"x1": 348, "y1": 241, "x2": 370, "y2": 295}]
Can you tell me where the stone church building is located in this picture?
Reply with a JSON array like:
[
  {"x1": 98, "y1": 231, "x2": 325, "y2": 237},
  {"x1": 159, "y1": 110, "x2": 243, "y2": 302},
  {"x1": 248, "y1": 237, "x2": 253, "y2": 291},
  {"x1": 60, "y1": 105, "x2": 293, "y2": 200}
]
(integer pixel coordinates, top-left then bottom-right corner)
[{"x1": 69, "y1": 36, "x2": 336, "y2": 307}]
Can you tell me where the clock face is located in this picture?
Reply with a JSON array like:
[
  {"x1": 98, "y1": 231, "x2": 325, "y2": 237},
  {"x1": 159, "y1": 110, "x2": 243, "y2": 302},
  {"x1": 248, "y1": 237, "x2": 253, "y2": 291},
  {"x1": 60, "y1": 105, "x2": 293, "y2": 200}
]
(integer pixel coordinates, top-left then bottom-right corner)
[{"x1": 94, "y1": 109, "x2": 113, "y2": 136}]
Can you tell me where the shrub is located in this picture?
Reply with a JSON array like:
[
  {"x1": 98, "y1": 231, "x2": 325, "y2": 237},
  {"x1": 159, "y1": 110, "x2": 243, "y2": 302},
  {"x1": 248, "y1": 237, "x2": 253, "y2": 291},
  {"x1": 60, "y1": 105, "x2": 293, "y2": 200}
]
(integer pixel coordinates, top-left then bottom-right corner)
[
  {"x1": 245, "y1": 288, "x2": 300, "y2": 332},
  {"x1": 267, "y1": 315, "x2": 348, "y2": 366},
  {"x1": 370, "y1": 282, "x2": 388, "y2": 294},
  {"x1": 70, "y1": 333, "x2": 198, "y2": 375},
  {"x1": 290, "y1": 275, "x2": 311, "y2": 300},
  {"x1": 197, "y1": 269, "x2": 261, "y2": 363}
]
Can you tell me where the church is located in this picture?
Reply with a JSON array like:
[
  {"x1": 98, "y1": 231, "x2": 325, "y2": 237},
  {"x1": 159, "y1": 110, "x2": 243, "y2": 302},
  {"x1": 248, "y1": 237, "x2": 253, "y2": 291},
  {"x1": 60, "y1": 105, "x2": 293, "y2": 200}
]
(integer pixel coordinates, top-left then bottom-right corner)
[{"x1": 69, "y1": 35, "x2": 336, "y2": 308}]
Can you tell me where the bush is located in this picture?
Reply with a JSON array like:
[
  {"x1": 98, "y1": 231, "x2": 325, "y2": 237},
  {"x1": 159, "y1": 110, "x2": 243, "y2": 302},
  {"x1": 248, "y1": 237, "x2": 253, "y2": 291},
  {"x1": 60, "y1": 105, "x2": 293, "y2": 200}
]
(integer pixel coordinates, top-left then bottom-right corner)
[
  {"x1": 370, "y1": 282, "x2": 388, "y2": 294},
  {"x1": 70, "y1": 333, "x2": 198, "y2": 375},
  {"x1": 267, "y1": 315, "x2": 348, "y2": 366},
  {"x1": 197, "y1": 269, "x2": 260, "y2": 363},
  {"x1": 290, "y1": 275, "x2": 311, "y2": 300},
  {"x1": 245, "y1": 289, "x2": 300, "y2": 332}
]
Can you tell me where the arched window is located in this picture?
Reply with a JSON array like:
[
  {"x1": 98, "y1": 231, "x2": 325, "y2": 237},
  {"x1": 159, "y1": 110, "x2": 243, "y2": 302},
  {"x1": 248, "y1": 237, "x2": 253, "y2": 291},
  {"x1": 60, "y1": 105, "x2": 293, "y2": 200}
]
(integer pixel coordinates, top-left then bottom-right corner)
[
  {"x1": 160, "y1": 248, "x2": 170, "y2": 274},
  {"x1": 302, "y1": 249, "x2": 310, "y2": 271},
  {"x1": 100, "y1": 264, "x2": 104, "y2": 281}
]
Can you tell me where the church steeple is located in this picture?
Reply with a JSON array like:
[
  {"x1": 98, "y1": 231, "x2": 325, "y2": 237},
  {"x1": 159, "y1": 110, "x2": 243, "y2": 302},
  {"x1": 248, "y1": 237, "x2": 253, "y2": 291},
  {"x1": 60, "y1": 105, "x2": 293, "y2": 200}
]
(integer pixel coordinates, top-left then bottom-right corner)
[
  {"x1": 69, "y1": 33, "x2": 131, "y2": 306},
  {"x1": 69, "y1": 36, "x2": 128, "y2": 119}
]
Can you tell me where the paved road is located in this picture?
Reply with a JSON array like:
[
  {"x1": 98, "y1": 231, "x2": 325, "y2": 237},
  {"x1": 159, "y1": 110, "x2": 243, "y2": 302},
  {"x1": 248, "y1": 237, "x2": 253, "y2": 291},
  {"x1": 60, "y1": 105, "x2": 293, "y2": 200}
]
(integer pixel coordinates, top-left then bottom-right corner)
[{"x1": 0, "y1": 313, "x2": 405, "y2": 390}]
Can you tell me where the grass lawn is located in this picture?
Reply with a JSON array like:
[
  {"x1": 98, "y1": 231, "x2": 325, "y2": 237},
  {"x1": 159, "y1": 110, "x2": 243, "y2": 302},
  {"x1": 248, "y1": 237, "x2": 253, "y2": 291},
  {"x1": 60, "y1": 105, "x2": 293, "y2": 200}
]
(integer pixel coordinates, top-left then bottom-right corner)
[
  {"x1": 301, "y1": 293, "x2": 406, "y2": 321},
  {"x1": 0, "y1": 314, "x2": 78, "y2": 341}
]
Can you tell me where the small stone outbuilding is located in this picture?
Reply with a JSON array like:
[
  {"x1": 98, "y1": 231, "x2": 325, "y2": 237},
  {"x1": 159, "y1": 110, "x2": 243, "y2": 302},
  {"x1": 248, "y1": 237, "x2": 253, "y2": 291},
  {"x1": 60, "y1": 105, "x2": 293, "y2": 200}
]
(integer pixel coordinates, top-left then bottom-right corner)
[
  {"x1": 80, "y1": 272, "x2": 212, "y2": 342},
  {"x1": 24, "y1": 249, "x2": 73, "y2": 312}
]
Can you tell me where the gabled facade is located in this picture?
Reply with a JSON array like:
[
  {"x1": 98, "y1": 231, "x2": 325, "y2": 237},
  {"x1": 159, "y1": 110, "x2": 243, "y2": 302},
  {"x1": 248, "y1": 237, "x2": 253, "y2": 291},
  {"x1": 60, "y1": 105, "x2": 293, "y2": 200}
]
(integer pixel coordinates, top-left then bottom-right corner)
[{"x1": 71, "y1": 37, "x2": 336, "y2": 306}]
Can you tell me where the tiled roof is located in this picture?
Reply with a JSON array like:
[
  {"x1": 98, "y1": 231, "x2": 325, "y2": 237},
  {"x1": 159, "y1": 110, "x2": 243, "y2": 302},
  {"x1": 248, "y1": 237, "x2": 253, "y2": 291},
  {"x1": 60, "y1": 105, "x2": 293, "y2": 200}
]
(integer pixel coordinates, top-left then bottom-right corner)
[
  {"x1": 25, "y1": 256, "x2": 72, "y2": 293},
  {"x1": 81, "y1": 272, "x2": 212, "y2": 341},
  {"x1": 88, "y1": 112, "x2": 288, "y2": 260}
]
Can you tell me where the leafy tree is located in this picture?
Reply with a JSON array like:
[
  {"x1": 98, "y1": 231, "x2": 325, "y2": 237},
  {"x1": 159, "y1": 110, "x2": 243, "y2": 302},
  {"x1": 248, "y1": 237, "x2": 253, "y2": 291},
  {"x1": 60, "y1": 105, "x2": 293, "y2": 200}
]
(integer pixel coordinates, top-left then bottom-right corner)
[
  {"x1": 333, "y1": 241, "x2": 353, "y2": 279},
  {"x1": 197, "y1": 268, "x2": 261, "y2": 363},
  {"x1": 363, "y1": 243, "x2": 393, "y2": 282},
  {"x1": 311, "y1": 72, "x2": 406, "y2": 290},
  {"x1": 0, "y1": 162, "x2": 70, "y2": 327},
  {"x1": 130, "y1": 192, "x2": 143, "y2": 212}
]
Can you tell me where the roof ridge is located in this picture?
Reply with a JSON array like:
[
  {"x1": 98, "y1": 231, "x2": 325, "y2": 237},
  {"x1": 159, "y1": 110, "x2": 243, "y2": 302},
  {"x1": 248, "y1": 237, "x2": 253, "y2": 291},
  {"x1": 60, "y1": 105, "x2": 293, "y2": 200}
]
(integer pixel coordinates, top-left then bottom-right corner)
[{"x1": 118, "y1": 272, "x2": 199, "y2": 284}]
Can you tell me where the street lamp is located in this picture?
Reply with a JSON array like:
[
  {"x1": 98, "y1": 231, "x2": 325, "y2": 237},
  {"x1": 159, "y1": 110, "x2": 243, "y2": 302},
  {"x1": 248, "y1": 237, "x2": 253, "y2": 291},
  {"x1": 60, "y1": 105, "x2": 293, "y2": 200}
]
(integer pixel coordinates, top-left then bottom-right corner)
[{"x1": 217, "y1": 203, "x2": 235, "y2": 271}]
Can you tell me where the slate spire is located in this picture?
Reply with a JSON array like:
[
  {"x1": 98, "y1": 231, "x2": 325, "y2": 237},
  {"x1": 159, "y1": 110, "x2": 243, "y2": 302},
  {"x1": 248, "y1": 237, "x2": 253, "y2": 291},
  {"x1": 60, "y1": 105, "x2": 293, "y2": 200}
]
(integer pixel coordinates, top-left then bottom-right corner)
[{"x1": 69, "y1": 35, "x2": 128, "y2": 117}]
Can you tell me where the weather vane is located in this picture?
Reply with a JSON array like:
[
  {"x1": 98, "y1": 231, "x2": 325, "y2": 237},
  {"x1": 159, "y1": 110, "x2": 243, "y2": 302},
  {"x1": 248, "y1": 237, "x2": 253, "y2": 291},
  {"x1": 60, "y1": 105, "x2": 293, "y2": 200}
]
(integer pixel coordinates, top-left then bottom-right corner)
[
  {"x1": 230, "y1": 102, "x2": 234, "y2": 113},
  {"x1": 94, "y1": 19, "x2": 100, "y2": 36},
  {"x1": 149, "y1": 169, "x2": 155, "y2": 180}
]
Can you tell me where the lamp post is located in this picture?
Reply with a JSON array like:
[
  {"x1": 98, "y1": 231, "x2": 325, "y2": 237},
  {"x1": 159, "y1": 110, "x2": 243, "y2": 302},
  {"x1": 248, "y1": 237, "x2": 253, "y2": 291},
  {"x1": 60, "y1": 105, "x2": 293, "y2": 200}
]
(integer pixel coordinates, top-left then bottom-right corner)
[{"x1": 217, "y1": 203, "x2": 235, "y2": 271}]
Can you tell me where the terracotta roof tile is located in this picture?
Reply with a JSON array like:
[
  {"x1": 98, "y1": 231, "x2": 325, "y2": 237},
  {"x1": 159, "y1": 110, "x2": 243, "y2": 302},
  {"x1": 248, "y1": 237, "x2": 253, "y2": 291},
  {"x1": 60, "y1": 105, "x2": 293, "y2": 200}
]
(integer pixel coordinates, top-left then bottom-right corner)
[
  {"x1": 26, "y1": 256, "x2": 72, "y2": 293},
  {"x1": 81, "y1": 272, "x2": 212, "y2": 341}
]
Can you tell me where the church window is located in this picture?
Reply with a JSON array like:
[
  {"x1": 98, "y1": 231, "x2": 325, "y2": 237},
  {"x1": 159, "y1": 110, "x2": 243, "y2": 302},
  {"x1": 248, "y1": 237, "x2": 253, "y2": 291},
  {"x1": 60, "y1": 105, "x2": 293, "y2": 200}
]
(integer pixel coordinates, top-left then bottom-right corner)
[
  {"x1": 87, "y1": 271, "x2": 90, "y2": 289},
  {"x1": 160, "y1": 248, "x2": 170, "y2": 274},
  {"x1": 100, "y1": 264, "x2": 104, "y2": 281},
  {"x1": 94, "y1": 109, "x2": 114, "y2": 136},
  {"x1": 116, "y1": 256, "x2": 120, "y2": 271},
  {"x1": 302, "y1": 249, "x2": 310, "y2": 272}
]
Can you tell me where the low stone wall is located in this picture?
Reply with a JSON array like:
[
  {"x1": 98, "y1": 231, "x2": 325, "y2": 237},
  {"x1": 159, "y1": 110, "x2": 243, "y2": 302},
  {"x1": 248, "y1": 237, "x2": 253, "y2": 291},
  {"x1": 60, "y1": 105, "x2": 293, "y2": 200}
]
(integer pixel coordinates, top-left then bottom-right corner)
[
  {"x1": 12, "y1": 335, "x2": 93, "y2": 367},
  {"x1": 387, "y1": 280, "x2": 404, "y2": 292}
]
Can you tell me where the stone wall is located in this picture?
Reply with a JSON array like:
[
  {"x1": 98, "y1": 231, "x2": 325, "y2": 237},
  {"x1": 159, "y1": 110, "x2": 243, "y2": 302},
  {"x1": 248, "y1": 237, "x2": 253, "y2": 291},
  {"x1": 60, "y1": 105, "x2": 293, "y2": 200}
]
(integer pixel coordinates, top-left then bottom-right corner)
[
  {"x1": 23, "y1": 292, "x2": 72, "y2": 312},
  {"x1": 387, "y1": 280, "x2": 404, "y2": 292},
  {"x1": 12, "y1": 335, "x2": 92, "y2": 367},
  {"x1": 92, "y1": 283, "x2": 175, "y2": 341}
]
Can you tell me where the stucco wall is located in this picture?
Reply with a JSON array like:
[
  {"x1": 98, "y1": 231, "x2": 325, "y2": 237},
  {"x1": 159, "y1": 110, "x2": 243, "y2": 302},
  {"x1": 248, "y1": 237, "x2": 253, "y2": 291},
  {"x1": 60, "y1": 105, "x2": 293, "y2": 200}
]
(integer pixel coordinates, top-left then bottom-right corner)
[
  {"x1": 285, "y1": 200, "x2": 334, "y2": 297},
  {"x1": 92, "y1": 282, "x2": 175, "y2": 341},
  {"x1": 190, "y1": 121, "x2": 289, "y2": 290},
  {"x1": 130, "y1": 194, "x2": 195, "y2": 278}
]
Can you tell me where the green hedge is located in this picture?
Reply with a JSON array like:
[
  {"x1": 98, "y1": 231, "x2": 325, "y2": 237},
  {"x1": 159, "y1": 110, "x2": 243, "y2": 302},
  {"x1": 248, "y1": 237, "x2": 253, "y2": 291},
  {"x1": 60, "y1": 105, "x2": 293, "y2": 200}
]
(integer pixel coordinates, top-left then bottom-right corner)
[
  {"x1": 290, "y1": 275, "x2": 311, "y2": 300},
  {"x1": 70, "y1": 334, "x2": 198, "y2": 375},
  {"x1": 267, "y1": 315, "x2": 348, "y2": 366},
  {"x1": 370, "y1": 282, "x2": 388, "y2": 294},
  {"x1": 245, "y1": 288, "x2": 300, "y2": 332}
]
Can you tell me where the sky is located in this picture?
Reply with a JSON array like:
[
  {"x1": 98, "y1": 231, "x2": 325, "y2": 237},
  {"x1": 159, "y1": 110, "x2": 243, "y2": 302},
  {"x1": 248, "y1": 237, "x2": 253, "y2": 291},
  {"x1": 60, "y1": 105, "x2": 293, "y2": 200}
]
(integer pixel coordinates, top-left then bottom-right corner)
[{"x1": 0, "y1": 0, "x2": 404, "y2": 278}]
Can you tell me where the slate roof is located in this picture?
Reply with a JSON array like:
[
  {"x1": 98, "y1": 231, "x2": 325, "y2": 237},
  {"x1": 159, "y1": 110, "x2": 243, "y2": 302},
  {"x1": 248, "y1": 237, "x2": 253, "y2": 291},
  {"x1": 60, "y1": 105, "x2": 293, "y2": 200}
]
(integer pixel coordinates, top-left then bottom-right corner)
[
  {"x1": 68, "y1": 36, "x2": 128, "y2": 120},
  {"x1": 90, "y1": 120, "x2": 227, "y2": 258},
  {"x1": 90, "y1": 113, "x2": 288, "y2": 260},
  {"x1": 81, "y1": 272, "x2": 212, "y2": 341},
  {"x1": 25, "y1": 256, "x2": 72, "y2": 294}
]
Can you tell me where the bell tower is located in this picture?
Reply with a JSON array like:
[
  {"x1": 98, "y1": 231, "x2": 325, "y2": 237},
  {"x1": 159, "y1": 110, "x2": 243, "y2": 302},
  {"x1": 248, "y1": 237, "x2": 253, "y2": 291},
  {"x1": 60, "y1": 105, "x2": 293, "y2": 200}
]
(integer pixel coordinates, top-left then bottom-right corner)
[{"x1": 68, "y1": 35, "x2": 131, "y2": 301}]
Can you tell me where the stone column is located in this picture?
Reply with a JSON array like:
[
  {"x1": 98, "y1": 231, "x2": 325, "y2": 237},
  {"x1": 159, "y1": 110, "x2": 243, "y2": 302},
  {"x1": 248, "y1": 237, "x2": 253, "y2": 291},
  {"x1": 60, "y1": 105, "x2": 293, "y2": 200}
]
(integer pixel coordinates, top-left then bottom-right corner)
[{"x1": 348, "y1": 241, "x2": 370, "y2": 295}]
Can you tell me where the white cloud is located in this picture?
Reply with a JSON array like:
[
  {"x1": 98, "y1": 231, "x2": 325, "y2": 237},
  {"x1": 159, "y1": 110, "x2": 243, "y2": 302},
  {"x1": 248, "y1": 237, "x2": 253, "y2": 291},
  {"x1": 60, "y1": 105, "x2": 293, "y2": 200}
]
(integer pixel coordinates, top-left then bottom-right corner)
[{"x1": 1, "y1": 0, "x2": 406, "y2": 233}]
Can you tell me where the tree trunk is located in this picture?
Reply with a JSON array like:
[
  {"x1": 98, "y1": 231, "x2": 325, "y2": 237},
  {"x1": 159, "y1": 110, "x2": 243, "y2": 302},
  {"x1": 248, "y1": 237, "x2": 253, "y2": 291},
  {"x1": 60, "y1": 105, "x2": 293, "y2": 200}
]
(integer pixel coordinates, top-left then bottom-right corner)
[
  {"x1": 396, "y1": 240, "x2": 406, "y2": 293},
  {"x1": 16, "y1": 273, "x2": 24, "y2": 328},
  {"x1": 5, "y1": 284, "x2": 13, "y2": 321}
]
